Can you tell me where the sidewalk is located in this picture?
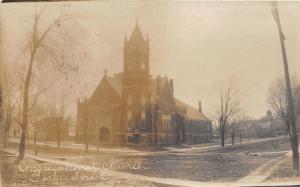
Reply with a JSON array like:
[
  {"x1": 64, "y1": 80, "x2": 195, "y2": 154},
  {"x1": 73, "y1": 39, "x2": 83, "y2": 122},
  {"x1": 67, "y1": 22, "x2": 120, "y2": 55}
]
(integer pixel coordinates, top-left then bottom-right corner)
[{"x1": 237, "y1": 154, "x2": 288, "y2": 183}]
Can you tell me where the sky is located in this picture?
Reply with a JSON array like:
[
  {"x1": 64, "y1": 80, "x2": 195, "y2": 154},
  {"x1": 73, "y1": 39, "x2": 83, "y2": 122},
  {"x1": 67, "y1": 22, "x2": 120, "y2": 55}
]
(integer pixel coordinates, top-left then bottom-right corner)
[{"x1": 1, "y1": 1, "x2": 300, "y2": 120}]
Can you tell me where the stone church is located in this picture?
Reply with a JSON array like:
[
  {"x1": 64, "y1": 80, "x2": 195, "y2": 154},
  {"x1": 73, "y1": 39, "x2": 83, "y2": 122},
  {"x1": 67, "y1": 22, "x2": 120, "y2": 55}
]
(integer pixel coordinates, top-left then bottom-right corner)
[{"x1": 75, "y1": 23, "x2": 212, "y2": 145}]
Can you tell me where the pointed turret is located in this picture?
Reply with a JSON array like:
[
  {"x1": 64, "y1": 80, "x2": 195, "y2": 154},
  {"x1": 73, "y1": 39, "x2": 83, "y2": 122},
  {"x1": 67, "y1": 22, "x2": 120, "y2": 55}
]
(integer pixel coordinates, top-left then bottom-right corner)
[
  {"x1": 123, "y1": 20, "x2": 150, "y2": 74},
  {"x1": 128, "y1": 20, "x2": 146, "y2": 45},
  {"x1": 124, "y1": 33, "x2": 128, "y2": 45}
]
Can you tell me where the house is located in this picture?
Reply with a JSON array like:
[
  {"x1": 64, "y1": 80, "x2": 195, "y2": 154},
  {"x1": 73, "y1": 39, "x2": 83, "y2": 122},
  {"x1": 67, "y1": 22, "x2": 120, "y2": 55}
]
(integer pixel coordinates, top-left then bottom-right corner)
[
  {"x1": 236, "y1": 111, "x2": 284, "y2": 138},
  {"x1": 35, "y1": 117, "x2": 69, "y2": 142}
]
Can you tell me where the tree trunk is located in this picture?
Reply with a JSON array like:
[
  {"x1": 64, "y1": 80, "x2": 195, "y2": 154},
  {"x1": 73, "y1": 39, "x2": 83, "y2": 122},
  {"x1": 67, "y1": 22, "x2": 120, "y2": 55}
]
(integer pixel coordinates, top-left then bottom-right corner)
[
  {"x1": 57, "y1": 122, "x2": 60, "y2": 147},
  {"x1": 3, "y1": 122, "x2": 8, "y2": 148},
  {"x1": 18, "y1": 49, "x2": 35, "y2": 162},
  {"x1": 85, "y1": 131, "x2": 88, "y2": 152},
  {"x1": 220, "y1": 122, "x2": 225, "y2": 147},
  {"x1": 18, "y1": 129, "x2": 27, "y2": 161},
  {"x1": 84, "y1": 125, "x2": 88, "y2": 152},
  {"x1": 231, "y1": 123, "x2": 235, "y2": 145},
  {"x1": 154, "y1": 105, "x2": 158, "y2": 145},
  {"x1": 34, "y1": 130, "x2": 37, "y2": 156},
  {"x1": 221, "y1": 133, "x2": 225, "y2": 147}
]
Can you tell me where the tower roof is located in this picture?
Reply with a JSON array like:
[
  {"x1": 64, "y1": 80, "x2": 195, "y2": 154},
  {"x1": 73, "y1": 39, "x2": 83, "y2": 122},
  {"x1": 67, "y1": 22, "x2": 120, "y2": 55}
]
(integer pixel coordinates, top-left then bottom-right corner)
[{"x1": 128, "y1": 21, "x2": 146, "y2": 44}]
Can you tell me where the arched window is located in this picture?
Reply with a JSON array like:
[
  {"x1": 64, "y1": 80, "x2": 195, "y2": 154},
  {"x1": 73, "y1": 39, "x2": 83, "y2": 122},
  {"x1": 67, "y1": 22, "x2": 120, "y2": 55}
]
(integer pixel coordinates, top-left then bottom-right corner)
[{"x1": 128, "y1": 95, "x2": 132, "y2": 106}]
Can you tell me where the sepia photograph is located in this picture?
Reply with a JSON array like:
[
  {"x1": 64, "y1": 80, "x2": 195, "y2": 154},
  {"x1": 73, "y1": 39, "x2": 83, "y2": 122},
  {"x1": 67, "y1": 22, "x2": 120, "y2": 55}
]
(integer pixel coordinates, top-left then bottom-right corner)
[{"x1": 0, "y1": 1, "x2": 299, "y2": 186}]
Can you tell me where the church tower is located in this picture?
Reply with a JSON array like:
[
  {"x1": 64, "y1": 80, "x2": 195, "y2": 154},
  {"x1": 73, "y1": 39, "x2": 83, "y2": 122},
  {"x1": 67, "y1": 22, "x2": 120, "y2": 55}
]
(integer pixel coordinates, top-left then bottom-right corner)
[
  {"x1": 121, "y1": 22, "x2": 151, "y2": 142},
  {"x1": 123, "y1": 21, "x2": 150, "y2": 77}
]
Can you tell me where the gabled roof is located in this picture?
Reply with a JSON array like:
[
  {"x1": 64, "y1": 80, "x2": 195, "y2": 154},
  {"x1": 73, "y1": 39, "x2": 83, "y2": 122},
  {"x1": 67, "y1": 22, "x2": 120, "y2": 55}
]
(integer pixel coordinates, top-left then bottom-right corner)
[
  {"x1": 106, "y1": 76, "x2": 122, "y2": 97},
  {"x1": 175, "y1": 98, "x2": 211, "y2": 122},
  {"x1": 91, "y1": 74, "x2": 169, "y2": 101},
  {"x1": 89, "y1": 75, "x2": 122, "y2": 101}
]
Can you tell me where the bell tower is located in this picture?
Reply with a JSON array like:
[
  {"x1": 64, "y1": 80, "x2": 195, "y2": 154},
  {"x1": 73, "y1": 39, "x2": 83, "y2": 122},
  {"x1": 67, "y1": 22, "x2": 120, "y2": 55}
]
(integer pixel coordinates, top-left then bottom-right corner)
[
  {"x1": 121, "y1": 21, "x2": 151, "y2": 141},
  {"x1": 123, "y1": 21, "x2": 149, "y2": 76}
]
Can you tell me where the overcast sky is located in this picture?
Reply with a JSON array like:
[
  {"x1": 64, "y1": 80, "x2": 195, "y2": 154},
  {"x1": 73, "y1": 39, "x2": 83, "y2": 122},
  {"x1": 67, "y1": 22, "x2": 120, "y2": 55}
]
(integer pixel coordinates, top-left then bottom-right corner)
[{"x1": 1, "y1": 1, "x2": 300, "y2": 120}]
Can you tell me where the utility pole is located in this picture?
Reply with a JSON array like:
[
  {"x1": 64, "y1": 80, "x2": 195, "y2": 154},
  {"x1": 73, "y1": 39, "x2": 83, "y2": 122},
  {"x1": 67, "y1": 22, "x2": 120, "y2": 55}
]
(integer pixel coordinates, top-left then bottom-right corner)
[
  {"x1": 0, "y1": 82, "x2": 3, "y2": 147},
  {"x1": 271, "y1": 1, "x2": 299, "y2": 173}
]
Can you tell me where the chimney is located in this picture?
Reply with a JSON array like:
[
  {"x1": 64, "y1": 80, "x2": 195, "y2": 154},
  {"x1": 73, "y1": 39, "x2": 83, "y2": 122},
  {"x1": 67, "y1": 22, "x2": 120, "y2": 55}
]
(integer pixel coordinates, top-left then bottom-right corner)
[
  {"x1": 198, "y1": 101, "x2": 202, "y2": 113},
  {"x1": 169, "y1": 79, "x2": 173, "y2": 96}
]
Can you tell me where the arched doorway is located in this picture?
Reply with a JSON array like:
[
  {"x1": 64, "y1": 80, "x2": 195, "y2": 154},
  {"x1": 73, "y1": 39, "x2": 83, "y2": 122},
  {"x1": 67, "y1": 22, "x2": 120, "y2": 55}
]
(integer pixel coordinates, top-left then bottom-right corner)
[{"x1": 99, "y1": 127, "x2": 110, "y2": 143}]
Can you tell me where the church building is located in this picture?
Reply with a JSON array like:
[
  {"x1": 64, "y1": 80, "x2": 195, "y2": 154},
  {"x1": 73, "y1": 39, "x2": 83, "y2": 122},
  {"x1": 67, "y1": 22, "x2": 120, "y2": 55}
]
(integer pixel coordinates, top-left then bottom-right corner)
[{"x1": 75, "y1": 23, "x2": 212, "y2": 145}]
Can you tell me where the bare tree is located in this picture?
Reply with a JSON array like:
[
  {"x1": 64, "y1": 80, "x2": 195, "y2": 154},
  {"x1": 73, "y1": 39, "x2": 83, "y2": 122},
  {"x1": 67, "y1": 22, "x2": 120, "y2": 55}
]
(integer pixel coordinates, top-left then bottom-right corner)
[
  {"x1": 82, "y1": 105, "x2": 89, "y2": 152},
  {"x1": 2, "y1": 63, "x2": 30, "y2": 147},
  {"x1": 1, "y1": 65, "x2": 8, "y2": 148},
  {"x1": 267, "y1": 77, "x2": 300, "y2": 136},
  {"x1": 30, "y1": 103, "x2": 47, "y2": 155},
  {"x1": 215, "y1": 83, "x2": 242, "y2": 147},
  {"x1": 15, "y1": 6, "x2": 77, "y2": 163},
  {"x1": 49, "y1": 97, "x2": 66, "y2": 147},
  {"x1": 1, "y1": 63, "x2": 23, "y2": 147},
  {"x1": 229, "y1": 112, "x2": 248, "y2": 145},
  {"x1": 271, "y1": 2, "x2": 299, "y2": 173}
]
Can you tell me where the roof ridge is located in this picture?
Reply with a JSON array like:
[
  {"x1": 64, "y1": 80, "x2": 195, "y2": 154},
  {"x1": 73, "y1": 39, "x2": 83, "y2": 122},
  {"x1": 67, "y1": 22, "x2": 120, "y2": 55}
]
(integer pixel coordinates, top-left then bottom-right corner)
[{"x1": 174, "y1": 97, "x2": 211, "y2": 121}]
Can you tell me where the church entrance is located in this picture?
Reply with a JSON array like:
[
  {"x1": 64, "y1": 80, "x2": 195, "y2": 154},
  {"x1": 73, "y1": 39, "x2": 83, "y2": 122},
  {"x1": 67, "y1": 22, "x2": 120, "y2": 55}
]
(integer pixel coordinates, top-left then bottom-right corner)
[{"x1": 99, "y1": 127, "x2": 110, "y2": 143}]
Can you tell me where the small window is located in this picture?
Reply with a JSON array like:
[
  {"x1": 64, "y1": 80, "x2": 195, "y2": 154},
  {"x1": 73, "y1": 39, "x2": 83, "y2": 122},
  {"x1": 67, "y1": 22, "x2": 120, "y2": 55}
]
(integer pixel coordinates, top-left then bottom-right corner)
[
  {"x1": 127, "y1": 110, "x2": 132, "y2": 120},
  {"x1": 128, "y1": 64, "x2": 134, "y2": 71},
  {"x1": 141, "y1": 111, "x2": 146, "y2": 119},
  {"x1": 141, "y1": 95, "x2": 146, "y2": 106},
  {"x1": 128, "y1": 119, "x2": 132, "y2": 128},
  {"x1": 141, "y1": 120, "x2": 145, "y2": 129},
  {"x1": 128, "y1": 95, "x2": 132, "y2": 106},
  {"x1": 141, "y1": 62, "x2": 145, "y2": 70}
]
